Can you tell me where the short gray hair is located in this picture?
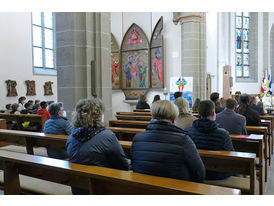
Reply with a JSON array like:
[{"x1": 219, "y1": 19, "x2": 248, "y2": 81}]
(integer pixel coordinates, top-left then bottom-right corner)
[
  {"x1": 48, "y1": 102, "x2": 63, "y2": 116},
  {"x1": 174, "y1": 97, "x2": 190, "y2": 116},
  {"x1": 151, "y1": 100, "x2": 179, "y2": 121}
]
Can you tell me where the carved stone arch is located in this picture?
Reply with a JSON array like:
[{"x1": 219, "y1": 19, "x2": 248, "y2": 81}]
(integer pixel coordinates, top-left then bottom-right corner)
[
  {"x1": 270, "y1": 23, "x2": 274, "y2": 77},
  {"x1": 121, "y1": 23, "x2": 150, "y2": 99},
  {"x1": 111, "y1": 33, "x2": 120, "y2": 89},
  {"x1": 150, "y1": 16, "x2": 164, "y2": 88}
]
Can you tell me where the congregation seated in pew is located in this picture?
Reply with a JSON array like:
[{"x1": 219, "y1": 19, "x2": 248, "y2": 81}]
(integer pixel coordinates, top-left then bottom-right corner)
[
  {"x1": 131, "y1": 100, "x2": 205, "y2": 183},
  {"x1": 185, "y1": 100, "x2": 235, "y2": 180},
  {"x1": 216, "y1": 98, "x2": 247, "y2": 135},
  {"x1": 44, "y1": 102, "x2": 73, "y2": 159},
  {"x1": 136, "y1": 94, "x2": 150, "y2": 110},
  {"x1": 174, "y1": 97, "x2": 197, "y2": 129},
  {"x1": 237, "y1": 94, "x2": 262, "y2": 126},
  {"x1": 66, "y1": 98, "x2": 129, "y2": 195}
]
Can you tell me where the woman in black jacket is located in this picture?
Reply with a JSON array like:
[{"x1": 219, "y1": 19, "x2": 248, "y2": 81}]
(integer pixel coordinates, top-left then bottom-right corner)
[
  {"x1": 131, "y1": 100, "x2": 205, "y2": 183},
  {"x1": 237, "y1": 94, "x2": 262, "y2": 126}
]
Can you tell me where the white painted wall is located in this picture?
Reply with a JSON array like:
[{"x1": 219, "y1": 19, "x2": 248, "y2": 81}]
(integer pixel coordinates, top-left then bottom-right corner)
[
  {"x1": 0, "y1": 12, "x2": 57, "y2": 110},
  {"x1": 111, "y1": 12, "x2": 181, "y2": 115}
]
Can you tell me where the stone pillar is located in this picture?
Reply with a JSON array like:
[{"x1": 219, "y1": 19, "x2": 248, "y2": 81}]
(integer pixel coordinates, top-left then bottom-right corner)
[
  {"x1": 263, "y1": 12, "x2": 269, "y2": 74},
  {"x1": 173, "y1": 12, "x2": 207, "y2": 101},
  {"x1": 55, "y1": 12, "x2": 112, "y2": 124}
]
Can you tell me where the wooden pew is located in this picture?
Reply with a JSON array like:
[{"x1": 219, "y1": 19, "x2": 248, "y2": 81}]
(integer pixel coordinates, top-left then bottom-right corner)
[
  {"x1": 116, "y1": 115, "x2": 152, "y2": 121},
  {"x1": 261, "y1": 119, "x2": 273, "y2": 157},
  {"x1": 0, "y1": 150, "x2": 240, "y2": 195},
  {"x1": 120, "y1": 141, "x2": 257, "y2": 194},
  {"x1": 0, "y1": 113, "x2": 47, "y2": 132},
  {"x1": 0, "y1": 120, "x2": 8, "y2": 147},
  {"x1": 0, "y1": 129, "x2": 263, "y2": 194},
  {"x1": 246, "y1": 126, "x2": 269, "y2": 182},
  {"x1": 109, "y1": 120, "x2": 150, "y2": 129},
  {"x1": 133, "y1": 109, "x2": 151, "y2": 112},
  {"x1": 260, "y1": 115, "x2": 274, "y2": 156},
  {"x1": 117, "y1": 112, "x2": 152, "y2": 116}
]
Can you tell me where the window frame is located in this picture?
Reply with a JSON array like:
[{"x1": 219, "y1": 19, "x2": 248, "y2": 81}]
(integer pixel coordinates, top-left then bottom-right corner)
[
  {"x1": 31, "y1": 12, "x2": 57, "y2": 76},
  {"x1": 235, "y1": 12, "x2": 250, "y2": 78}
]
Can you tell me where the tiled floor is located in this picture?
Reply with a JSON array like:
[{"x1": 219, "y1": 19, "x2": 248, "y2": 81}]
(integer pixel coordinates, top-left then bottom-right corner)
[{"x1": 265, "y1": 157, "x2": 274, "y2": 194}]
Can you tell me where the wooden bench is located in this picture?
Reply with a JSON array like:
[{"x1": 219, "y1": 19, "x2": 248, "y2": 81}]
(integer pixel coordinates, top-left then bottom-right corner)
[
  {"x1": 261, "y1": 115, "x2": 274, "y2": 156},
  {"x1": 133, "y1": 109, "x2": 151, "y2": 112},
  {"x1": 109, "y1": 120, "x2": 150, "y2": 129},
  {"x1": 120, "y1": 141, "x2": 257, "y2": 194},
  {"x1": 0, "y1": 129, "x2": 262, "y2": 194},
  {"x1": 117, "y1": 112, "x2": 152, "y2": 116},
  {"x1": 0, "y1": 113, "x2": 47, "y2": 132},
  {"x1": 0, "y1": 120, "x2": 8, "y2": 147},
  {"x1": 116, "y1": 115, "x2": 152, "y2": 121},
  {"x1": 246, "y1": 126, "x2": 269, "y2": 182},
  {"x1": 261, "y1": 119, "x2": 273, "y2": 157},
  {"x1": 0, "y1": 150, "x2": 240, "y2": 195}
]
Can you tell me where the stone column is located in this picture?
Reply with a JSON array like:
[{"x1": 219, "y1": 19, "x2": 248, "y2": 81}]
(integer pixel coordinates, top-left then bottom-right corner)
[
  {"x1": 263, "y1": 12, "x2": 269, "y2": 74},
  {"x1": 55, "y1": 12, "x2": 112, "y2": 124},
  {"x1": 173, "y1": 12, "x2": 207, "y2": 101}
]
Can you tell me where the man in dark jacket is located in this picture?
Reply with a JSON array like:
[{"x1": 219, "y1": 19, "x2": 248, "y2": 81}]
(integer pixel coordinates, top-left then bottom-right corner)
[
  {"x1": 186, "y1": 100, "x2": 234, "y2": 180},
  {"x1": 216, "y1": 98, "x2": 247, "y2": 135},
  {"x1": 131, "y1": 100, "x2": 205, "y2": 183},
  {"x1": 210, "y1": 92, "x2": 223, "y2": 114}
]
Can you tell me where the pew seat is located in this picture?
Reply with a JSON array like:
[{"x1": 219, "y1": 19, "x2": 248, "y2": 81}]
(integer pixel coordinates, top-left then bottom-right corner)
[
  {"x1": 204, "y1": 176, "x2": 259, "y2": 195},
  {"x1": 0, "y1": 145, "x2": 48, "y2": 157}
]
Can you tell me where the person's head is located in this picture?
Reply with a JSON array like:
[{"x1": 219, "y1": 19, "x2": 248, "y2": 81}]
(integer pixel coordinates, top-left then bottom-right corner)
[
  {"x1": 174, "y1": 91, "x2": 182, "y2": 99},
  {"x1": 225, "y1": 98, "x2": 237, "y2": 110},
  {"x1": 35, "y1": 100, "x2": 40, "y2": 104},
  {"x1": 198, "y1": 100, "x2": 216, "y2": 120},
  {"x1": 210, "y1": 92, "x2": 220, "y2": 103},
  {"x1": 151, "y1": 100, "x2": 179, "y2": 122},
  {"x1": 258, "y1": 101, "x2": 264, "y2": 108},
  {"x1": 174, "y1": 97, "x2": 190, "y2": 116},
  {"x1": 5, "y1": 104, "x2": 11, "y2": 110},
  {"x1": 192, "y1": 98, "x2": 201, "y2": 111},
  {"x1": 152, "y1": 95, "x2": 160, "y2": 103},
  {"x1": 28, "y1": 100, "x2": 34, "y2": 105},
  {"x1": 48, "y1": 102, "x2": 64, "y2": 116},
  {"x1": 40, "y1": 101, "x2": 48, "y2": 109},
  {"x1": 11, "y1": 103, "x2": 19, "y2": 112},
  {"x1": 138, "y1": 95, "x2": 147, "y2": 104},
  {"x1": 72, "y1": 98, "x2": 105, "y2": 128},
  {"x1": 24, "y1": 102, "x2": 32, "y2": 110},
  {"x1": 33, "y1": 103, "x2": 40, "y2": 110},
  {"x1": 239, "y1": 94, "x2": 250, "y2": 105},
  {"x1": 18, "y1": 96, "x2": 26, "y2": 104},
  {"x1": 249, "y1": 96, "x2": 256, "y2": 106}
]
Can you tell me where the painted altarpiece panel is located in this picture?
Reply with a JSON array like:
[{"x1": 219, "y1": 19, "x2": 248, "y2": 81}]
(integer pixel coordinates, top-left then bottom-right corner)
[
  {"x1": 150, "y1": 17, "x2": 164, "y2": 88},
  {"x1": 121, "y1": 24, "x2": 150, "y2": 99},
  {"x1": 111, "y1": 34, "x2": 120, "y2": 89}
]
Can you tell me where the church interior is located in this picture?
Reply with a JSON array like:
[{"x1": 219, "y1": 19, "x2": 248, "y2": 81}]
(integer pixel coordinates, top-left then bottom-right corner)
[{"x1": 1, "y1": 1, "x2": 274, "y2": 200}]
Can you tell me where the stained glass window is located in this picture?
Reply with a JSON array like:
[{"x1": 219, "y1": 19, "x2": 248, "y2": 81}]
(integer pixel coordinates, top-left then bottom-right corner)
[
  {"x1": 235, "y1": 12, "x2": 250, "y2": 78},
  {"x1": 32, "y1": 12, "x2": 56, "y2": 75}
]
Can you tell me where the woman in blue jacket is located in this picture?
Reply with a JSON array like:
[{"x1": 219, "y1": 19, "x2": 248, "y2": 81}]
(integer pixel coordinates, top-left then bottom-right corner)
[
  {"x1": 66, "y1": 98, "x2": 129, "y2": 194},
  {"x1": 131, "y1": 100, "x2": 205, "y2": 183}
]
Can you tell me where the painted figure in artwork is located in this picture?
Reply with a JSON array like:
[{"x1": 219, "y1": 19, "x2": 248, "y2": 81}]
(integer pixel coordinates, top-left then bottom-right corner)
[
  {"x1": 123, "y1": 52, "x2": 144, "y2": 88},
  {"x1": 5, "y1": 80, "x2": 18, "y2": 97},
  {"x1": 111, "y1": 57, "x2": 119, "y2": 87},
  {"x1": 153, "y1": 48, "x2": 162, "y2": 84},
  {"x1": 138, "y1": 61, "x2": 147, "y2": 88}
]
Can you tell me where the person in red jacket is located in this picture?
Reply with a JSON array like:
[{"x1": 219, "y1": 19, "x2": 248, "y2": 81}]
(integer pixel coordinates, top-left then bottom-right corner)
[{"x1": 37, "y1": 101, "x2": 50, "y2": 120}]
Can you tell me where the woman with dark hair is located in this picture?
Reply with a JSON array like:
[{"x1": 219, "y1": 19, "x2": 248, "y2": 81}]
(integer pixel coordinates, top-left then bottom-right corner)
[
  {"x1": 237, "y1": 94, "x2": 262, "y2": 126},
  {"x1": 152, "y1": 94, "x2": 160, "y2": 103},
  {"x1": 136, "y1": 94, "x2": 150, "y2": 109},
  {"x1": 66, "y1": 98, "x2": 129, "y2": 194},
  {"x1": 192, "y1": 98, "x2": 200, "y2": 112}
]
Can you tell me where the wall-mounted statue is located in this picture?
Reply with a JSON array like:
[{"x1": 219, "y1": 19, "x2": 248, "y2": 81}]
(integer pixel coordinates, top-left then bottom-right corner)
[
  {"x1": 25, "y1": 80, "x2": 36, "y2": 96},
  {"x1": 44, "y1": 81, "x2": 54, "y2": 96},
  {"x1": 5, "y1": 80, "x2": 18, "y2": 97}
]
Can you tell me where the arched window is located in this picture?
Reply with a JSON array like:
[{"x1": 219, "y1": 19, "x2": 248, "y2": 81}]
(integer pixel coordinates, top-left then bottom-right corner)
[
  {"x1": 235, "y1": 12, "x2": 250, "y2": 78},
  {"x1": 32, "y1": 12, "x2": 56, "y2": 75}
]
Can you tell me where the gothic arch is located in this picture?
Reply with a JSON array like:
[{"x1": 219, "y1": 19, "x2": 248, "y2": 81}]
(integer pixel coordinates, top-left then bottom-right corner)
[
  {"x1": 120, "y1": 23, "x2": 150, "y2": 99},
  {"x1": 150, "y1": 16, "x2": 164, "y2": 88}
]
